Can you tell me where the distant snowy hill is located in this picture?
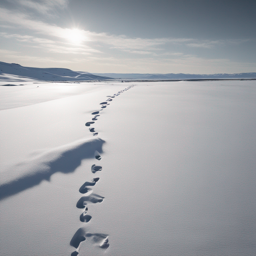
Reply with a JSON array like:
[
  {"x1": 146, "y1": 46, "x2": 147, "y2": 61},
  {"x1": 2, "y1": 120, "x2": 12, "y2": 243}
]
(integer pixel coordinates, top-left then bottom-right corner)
[
  {"x1": 1, "y1": 61, "x2": 255, "y2": 83},
  {"x1": 0, "y1": 61, "x2": 110, "y2": 82},
  {"x1": 94, "y1": 72, "x2": 256, "y2": 80}
]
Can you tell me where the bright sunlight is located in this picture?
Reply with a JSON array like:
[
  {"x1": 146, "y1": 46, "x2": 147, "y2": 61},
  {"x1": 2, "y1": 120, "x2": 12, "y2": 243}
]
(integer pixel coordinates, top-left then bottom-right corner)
[{"x1": 64, "y1": 28, "x2": 86, "y2": 45}]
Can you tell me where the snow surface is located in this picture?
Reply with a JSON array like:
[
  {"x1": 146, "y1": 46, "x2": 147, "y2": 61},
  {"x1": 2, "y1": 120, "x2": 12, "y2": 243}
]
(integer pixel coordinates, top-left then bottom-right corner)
[{"x1": 1, "y1": 80, "x2": 256, "y2": 256}]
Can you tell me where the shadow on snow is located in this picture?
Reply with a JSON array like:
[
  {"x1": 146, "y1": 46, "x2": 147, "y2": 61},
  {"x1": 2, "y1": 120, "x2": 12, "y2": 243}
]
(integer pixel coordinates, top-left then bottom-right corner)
[{"x1": 0, "y1": 138, "x2": 105, "y2": 201}]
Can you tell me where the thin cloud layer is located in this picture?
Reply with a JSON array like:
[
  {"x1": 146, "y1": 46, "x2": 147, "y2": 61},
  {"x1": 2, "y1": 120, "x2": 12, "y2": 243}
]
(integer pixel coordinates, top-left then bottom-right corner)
[
  {"x1": 0, "y1": 6, "x2": 245, "y2": 55},
  {"x1": 0, "y1": 1, "x2": 254, "y2": 73},
  {"x1": 7, "y1": 0, "x2": 68, "y2": 15}
]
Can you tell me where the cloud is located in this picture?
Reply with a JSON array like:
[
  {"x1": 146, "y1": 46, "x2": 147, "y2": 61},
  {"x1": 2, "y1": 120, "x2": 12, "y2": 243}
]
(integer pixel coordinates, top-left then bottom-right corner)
[
  {"x1": 0, "y1": 7, "x2": 181, "y2": 55},
  {"x1": 187, "y1": 42, "x2": 220, "y2": 49},
  {"x1": 6, "y1": 0, "x2": 68, "y2": 15},
  {"x1": 0, "y1": 4, "x2": 249, "y2": 58},
  {"x1": 89, "y1": 33, "x2": 194, "y2": 52},
  {"x1": 0, "y1": 7, "x2": 198, "y2": 52},
  {"x1": 124, "y1": 50, "x2": 153, "y2": 55},
  {"x1": 0, "y1": 48, "x2": 18, "y2": 55},
  {"x1": 1, "y1": 51, "x2": 73, "y2": 67},
  {"x1": 0, "y1": 32, "x2": 34, "y2": 42},
  {"x1": 0, "y1": 32, "x2": 98, "y2": 55},
  {"x1": 0, "y1": 7, "x2": 61, "y2": 35},
  {"x1": 187, "y1": 39, "x2": 249, "y2": 49},
  {"x1": 0, "y1": 24, "x2": 14, "y2": 28}
]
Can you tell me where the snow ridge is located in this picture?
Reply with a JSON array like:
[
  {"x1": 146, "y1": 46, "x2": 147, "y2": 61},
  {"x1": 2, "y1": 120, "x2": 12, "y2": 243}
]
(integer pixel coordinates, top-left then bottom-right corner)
[{"x1": 0, "y1": 61, "x2": 111, "y2": 82}]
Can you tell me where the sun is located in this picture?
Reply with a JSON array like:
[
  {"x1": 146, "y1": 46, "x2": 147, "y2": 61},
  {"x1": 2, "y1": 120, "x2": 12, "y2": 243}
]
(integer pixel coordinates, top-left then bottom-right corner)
[{"x1": 64, "y1": 28, "x2": 86, "y2": 45}]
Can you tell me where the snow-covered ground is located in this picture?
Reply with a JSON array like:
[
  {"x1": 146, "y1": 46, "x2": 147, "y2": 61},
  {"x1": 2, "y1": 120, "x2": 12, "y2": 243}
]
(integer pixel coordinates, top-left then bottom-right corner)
[{"x1": 1, "y1": 80, "x2": 256, "y2": 256}]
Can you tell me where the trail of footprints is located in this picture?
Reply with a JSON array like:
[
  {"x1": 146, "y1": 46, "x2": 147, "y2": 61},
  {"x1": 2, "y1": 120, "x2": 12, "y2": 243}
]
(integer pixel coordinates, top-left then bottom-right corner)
[{"x1": 70, "y1": 85, "x2": 135, "y2": 256}]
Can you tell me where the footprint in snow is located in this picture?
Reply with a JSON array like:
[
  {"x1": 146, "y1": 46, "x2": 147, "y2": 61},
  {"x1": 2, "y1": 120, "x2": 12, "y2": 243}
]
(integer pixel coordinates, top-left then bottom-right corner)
[
  {"x1": 95, "y1": 155, "x2": 101, "y2": 160},
  {"x1": 79, "y1": 178, "x2": 100, "y2": 194},
  {"x1": 70, "y1": 230, "x2": 109, "y2": 255},
  {"x1": 85, "y1": 121, "x2": 94, "y2": 127},
  {"x1": 91, "y1": 164, "x2": 102, "y2": 173},
  {"x1": 94, "y1": 151, "x2": 101, "y2": 160},
  {"x1": 80, "y1": 213, "x2": 92, "y2": 223},
  {"x1": 86, "y1": 233, "x2": 110, "y2": 249},
  {"x1": 92, "y1": 115, "x2": 99, "y2": 121},
  {"x1": 70, "y1": 87, "x2": 138, "y2": 253},
  {"x1": 76, "y1": 194, "x2": 104, "y2": 208},
  {"x1": 89, "y1": 127, "x2": 95, "y2": 133},
  {"x1": 70, "y1": 227, "x2": 86, "y2": 249}
]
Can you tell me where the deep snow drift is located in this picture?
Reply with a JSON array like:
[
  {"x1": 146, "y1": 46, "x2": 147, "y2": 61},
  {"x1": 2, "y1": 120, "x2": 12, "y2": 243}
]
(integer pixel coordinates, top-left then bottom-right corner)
[{"x1": 0, "y1": 80, "x2": 256, "y2": 256}]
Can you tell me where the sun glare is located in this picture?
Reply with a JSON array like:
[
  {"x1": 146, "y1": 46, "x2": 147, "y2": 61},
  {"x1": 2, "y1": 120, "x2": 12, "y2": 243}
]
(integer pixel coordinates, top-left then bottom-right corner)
[{"x1": 64, "y1": 28, "x2": 86, "y2": 45}]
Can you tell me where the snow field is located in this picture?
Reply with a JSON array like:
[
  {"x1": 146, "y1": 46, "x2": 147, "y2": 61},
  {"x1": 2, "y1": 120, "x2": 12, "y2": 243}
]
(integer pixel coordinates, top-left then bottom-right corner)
[{"x1": 0, "y1": 80, "x2": 256, "y2": 256}]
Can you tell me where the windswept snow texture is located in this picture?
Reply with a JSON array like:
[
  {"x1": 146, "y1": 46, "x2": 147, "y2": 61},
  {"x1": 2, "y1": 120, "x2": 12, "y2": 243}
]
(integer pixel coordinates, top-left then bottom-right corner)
[
  {"x1": 0, "y1": 80, "x2": 256, "y2": 256},
  {"x1": 0, "y1": 61, "x2": 111, "y2": 82}
]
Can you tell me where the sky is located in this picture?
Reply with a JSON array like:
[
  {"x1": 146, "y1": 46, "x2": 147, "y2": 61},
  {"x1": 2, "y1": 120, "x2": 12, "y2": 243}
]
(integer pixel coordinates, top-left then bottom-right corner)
[{"x1": 0, "y1": 0, "x2": 255, "y2": 74}]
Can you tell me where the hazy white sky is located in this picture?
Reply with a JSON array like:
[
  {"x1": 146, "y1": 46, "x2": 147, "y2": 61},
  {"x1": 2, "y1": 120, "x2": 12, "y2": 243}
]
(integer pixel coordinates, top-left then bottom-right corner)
[{"x1": 0, "y1": 0, "x2": 255, "y2": 73}]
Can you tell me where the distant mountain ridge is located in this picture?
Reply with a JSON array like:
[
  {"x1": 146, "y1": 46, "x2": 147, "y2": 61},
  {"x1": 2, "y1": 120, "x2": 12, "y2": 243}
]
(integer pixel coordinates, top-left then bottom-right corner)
[
  {"x1": 1, "y1": 61, "x2": 255, "y2": 82},
  {"x1": 94, "y1": 72, "x2": 256, "y2": 80},
  {"x1": 0, "y1": 61, "x2": 110, "y2": 82}
]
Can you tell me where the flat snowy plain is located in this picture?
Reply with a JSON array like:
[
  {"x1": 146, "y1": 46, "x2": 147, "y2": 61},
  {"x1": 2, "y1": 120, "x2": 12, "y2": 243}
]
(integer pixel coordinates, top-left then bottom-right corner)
[{"x1": 0, "y1": 80, "x2": 256, "y2": 256}]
